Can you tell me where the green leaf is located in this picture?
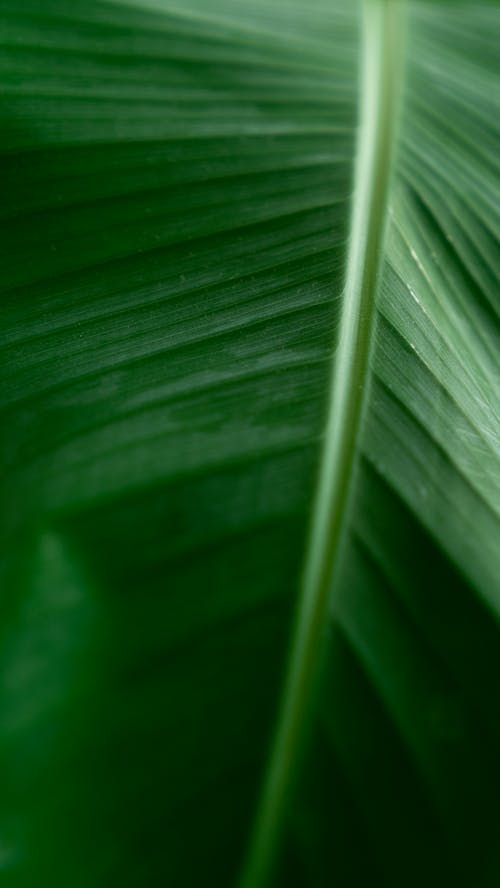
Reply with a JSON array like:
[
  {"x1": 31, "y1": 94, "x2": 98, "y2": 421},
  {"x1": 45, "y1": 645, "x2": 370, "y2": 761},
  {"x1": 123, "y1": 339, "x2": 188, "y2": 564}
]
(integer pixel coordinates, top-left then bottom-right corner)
[{"x1": 1, "y1": 1, "x2": 499, "y2": 887}]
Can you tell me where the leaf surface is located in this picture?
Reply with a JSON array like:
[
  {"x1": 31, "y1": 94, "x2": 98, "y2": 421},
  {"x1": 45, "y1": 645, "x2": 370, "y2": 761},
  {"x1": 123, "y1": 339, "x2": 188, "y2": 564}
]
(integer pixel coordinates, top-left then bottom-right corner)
[{"x1": 0, "y1": 1, "x2": 499, "y2": 886}]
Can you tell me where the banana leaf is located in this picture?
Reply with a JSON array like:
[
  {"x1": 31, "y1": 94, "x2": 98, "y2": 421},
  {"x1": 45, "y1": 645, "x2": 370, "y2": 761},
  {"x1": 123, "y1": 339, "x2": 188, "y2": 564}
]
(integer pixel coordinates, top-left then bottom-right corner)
[{"x1": 1, "y1": 0, "x2": 499, "y2": 885}]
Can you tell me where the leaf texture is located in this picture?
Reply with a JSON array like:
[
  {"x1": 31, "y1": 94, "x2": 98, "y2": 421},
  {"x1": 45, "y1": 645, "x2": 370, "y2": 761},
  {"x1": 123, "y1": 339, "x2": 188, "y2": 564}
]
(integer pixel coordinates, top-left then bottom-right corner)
[{"x1": 0, "y1": 1, "x2": 499, "y2": 886}]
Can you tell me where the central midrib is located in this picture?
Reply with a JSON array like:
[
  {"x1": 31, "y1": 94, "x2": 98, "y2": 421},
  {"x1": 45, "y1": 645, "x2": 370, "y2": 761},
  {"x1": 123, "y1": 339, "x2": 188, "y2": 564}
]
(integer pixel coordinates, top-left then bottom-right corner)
[{"x1": 238, "y1": 1, "x2": 406, "y2": 885}]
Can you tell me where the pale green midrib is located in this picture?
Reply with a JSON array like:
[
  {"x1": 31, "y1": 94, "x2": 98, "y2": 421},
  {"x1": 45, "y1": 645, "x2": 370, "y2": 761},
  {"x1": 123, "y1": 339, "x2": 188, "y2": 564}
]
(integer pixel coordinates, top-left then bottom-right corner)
[{"x1": 238, "y1": 2, "x2": 406, "y2": 886}]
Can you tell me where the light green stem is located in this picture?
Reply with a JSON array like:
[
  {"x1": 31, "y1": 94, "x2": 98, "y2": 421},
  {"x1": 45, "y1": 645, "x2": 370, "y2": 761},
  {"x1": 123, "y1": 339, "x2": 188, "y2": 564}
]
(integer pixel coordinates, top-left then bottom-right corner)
[{"x1": 238, "y1": 2, "x2": 406, "y2": 885}]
